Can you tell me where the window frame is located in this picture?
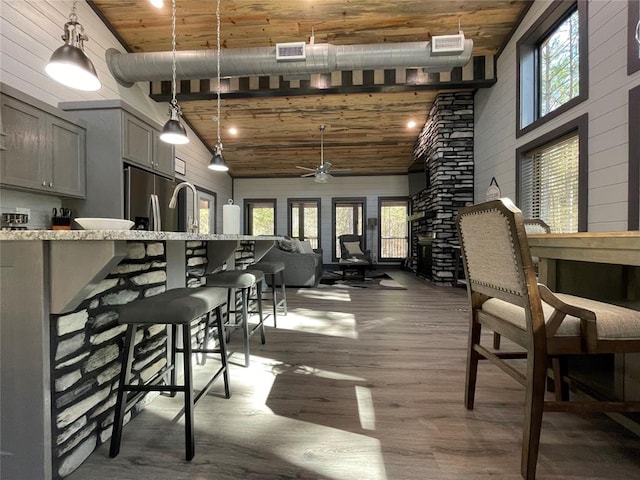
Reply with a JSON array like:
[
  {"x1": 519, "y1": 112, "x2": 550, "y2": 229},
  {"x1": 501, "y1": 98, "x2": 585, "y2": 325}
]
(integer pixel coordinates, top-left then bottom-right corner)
[
  {"x1": 244, "y1": 198, "x2": 277, "y2": 235},
  {"x1": 516, "y1": 0, "x2": 588, "y2": 137},
  {"x1": 628, "y1": 0, "x2": 640, "y2": 75},
  {"x1": 287, "y1": 197, "x2": 321, "y2": 249},
  {"x1": 377, "y1": 196, "x2": 409, "y2": 262},
  {"x1": 515, "y1": 113, "x2": 589, "y2": 232},
  {"x1": 331, "y1": 197, "x2": 366, "y2": 262},
  {"x1": 196, "y1": 188, "x2": 217, "y2": 234},
  {"x1": 629, "y1": 85, "x2": 640, "y2": 229}
]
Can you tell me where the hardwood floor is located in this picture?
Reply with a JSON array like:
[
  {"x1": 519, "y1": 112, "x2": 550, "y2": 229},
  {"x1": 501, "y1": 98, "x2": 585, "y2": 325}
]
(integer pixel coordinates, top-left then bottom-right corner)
[{"x1": 68, "y1": 270, "x2": 640, "y2": 480}]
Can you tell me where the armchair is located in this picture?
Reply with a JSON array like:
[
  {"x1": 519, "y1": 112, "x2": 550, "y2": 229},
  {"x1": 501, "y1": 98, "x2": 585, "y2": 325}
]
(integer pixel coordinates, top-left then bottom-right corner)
[{"x1": 338, "y1": 234, "x2": 371, "y2": 263}]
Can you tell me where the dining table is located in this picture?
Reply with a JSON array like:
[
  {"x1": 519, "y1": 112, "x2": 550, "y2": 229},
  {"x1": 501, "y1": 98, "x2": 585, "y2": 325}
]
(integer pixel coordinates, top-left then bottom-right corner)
[{"x1": 527, "y1": 230, "x2": 640, "y2": 424}]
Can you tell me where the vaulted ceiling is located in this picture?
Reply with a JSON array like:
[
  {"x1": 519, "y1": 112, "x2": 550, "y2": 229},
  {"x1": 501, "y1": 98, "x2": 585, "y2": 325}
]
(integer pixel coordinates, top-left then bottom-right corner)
[{"x1": 89, "y1": 0, "x2": 531, "y2": 178}]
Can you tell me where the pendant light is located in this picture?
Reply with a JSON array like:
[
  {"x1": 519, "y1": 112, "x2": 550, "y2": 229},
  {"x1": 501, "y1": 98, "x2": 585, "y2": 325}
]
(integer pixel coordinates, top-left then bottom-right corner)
[
  {"x1": 208, "y1": 0, "x2": 229, "y2": 172},
  {"x1": 160, "y1": 0, "x2": 189, "y2": 145},
  {"x1": 45, "y1": 1, "x2": 101, "y2": 92}
]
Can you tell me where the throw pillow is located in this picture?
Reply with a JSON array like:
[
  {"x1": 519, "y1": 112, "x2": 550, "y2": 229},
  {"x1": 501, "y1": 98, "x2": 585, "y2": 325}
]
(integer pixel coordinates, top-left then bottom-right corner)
[
  {"x1": 277, "y1": 238, "x2": 297, "y2": 252},
  {"x1": 344, "y1": 241, "x2": 364, "y2": 255},
  {"x1": 299, "y1": 240, "x2": 315, "y2": 254}
]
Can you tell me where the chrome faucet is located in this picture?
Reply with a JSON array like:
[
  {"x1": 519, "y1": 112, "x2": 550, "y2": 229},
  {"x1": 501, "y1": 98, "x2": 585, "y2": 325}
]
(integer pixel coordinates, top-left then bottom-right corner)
[{"x1": 169, "y1": 181, "x2": 199, "y2": 233}]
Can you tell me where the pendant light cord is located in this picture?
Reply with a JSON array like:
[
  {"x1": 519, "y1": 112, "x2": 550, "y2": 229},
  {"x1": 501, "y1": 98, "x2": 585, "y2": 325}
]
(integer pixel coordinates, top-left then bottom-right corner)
[
  {"x1": 170, "y1": 0, "x2": 178, "y2": 108},
  {"x1": 216, "y1": 0, "x2": 222, "y2": 147}
]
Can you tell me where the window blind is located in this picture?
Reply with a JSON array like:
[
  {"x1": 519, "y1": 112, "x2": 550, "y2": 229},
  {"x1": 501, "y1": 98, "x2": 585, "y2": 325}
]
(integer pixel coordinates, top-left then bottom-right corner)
[{"x1": 519, "y1": 133, "x2": 579, "y2": 233}]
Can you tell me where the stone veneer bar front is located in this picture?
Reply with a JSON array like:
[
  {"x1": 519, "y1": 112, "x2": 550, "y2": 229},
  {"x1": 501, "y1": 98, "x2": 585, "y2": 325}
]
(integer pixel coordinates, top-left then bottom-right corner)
[{"x1": 0, "y1": 230, "x2": 278, "y2": 480}]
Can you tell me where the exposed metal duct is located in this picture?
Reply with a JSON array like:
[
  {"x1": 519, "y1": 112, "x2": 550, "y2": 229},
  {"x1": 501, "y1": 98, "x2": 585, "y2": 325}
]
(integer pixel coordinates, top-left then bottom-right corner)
[{"x1": 106, "y1": 40, "x2": 473, "y2": 87}]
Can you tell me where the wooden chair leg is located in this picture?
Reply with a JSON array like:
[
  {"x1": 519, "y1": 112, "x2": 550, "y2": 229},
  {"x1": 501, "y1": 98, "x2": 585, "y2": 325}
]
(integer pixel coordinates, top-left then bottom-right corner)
[
  {"x1": 551, "y1": 357, "x2": 570, "y2": 401},
  {"x1": 465, "y1": 313, "x2": 482, "y2": 410},
  {"x1": 521, "y1": 353, "x2": 546, "y2": 480},
  {"x1": 493, "y1": 331, "x2": 501, "y2": 350},
  {"x1": 109, "y1": 323, "x2": 137, "y2": 458}
]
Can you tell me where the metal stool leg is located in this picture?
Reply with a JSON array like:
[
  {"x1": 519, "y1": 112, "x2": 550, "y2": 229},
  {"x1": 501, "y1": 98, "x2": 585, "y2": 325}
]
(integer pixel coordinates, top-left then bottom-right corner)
[
  {"x1": 257, "y1": 281, "x2": 266, "y2": 344},
  {"x1": 182, "y1": 323, "x2": 195, "y2": 461},
  {"x1": 279, "y1": 270, "x2": 287, "y2": 315},
  {"x1": 110, "y1": 323, "x2": 137, "y2": 458},
  {"x1": 241, "y1": 288, "x2": 250, "y2": 367},
  {"x1": 215, "y1": 305, "x2": 231, "y2": 398},
  {"x1": 269, "y1": 273, "x2": 278, "y2": 328}
]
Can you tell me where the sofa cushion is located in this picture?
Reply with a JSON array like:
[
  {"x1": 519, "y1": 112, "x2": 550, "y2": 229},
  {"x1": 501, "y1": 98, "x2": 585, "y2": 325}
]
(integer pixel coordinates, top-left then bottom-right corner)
[{"x1": 299, "y1": 240, "x2": 315, "y2": 254}]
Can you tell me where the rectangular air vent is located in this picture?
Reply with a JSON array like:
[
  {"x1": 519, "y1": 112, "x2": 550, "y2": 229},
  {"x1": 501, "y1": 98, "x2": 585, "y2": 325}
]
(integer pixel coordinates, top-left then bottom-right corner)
[
  {"x1": 431, "y1": 33, "x2": 465, "y2": 55},
  {"x1": 276, "y1": 42, "x2": 306, "y2": 61}
]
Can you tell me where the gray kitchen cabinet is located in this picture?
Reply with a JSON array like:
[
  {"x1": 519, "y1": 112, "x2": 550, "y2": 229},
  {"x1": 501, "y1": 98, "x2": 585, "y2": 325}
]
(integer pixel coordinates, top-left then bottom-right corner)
[
  {"x1": 59, "y1": 100, "x2": 175, "y2": 220},
  {"x1": 122, "y1": 110, "x2": 174, "y2": 177},
  {"x1": 0, "y1": 87, "x2": 86, "y2": 198}
]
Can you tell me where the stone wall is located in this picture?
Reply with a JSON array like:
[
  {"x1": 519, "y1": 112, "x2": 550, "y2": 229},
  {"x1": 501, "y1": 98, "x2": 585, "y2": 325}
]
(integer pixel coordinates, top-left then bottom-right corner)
[{"x1": 409, "y1": 92, "x2": 474, "y2": 285}]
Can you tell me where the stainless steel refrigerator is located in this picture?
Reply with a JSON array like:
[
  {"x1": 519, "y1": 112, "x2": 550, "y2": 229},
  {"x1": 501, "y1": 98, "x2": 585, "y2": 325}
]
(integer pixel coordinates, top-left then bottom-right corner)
[{"x1": 124, "y1": 165, "x2": 178, "y2": 231}]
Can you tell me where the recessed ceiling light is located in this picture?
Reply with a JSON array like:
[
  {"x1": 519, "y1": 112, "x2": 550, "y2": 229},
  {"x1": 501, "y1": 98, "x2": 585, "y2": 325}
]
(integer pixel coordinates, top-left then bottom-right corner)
[
  {"x1": 407, "y1": 120, "x2": 417, "y2": 129},
  {"x1": 229, "y1": 127, "x2": 238, "y2": 135},
  {"x1": 149, "y1": 0, "x2": 163, "y2": 8}
]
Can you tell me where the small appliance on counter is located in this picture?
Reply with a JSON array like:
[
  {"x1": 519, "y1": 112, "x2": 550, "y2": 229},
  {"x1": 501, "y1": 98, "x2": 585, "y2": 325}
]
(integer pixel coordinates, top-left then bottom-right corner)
[
  {"x1": 51, "y1": 208, "x2": 72, "y2": 230},
  {"x1": 1, "y1": 212, "x2": 29, "y2": 231}
]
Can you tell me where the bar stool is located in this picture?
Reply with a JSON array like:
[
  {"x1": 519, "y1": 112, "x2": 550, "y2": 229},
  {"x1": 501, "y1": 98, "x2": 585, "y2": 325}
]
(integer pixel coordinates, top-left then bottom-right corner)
[
  {"x1": 110, "y1": 287, "x2": 230, "y2": 461},
  {"x1": 250, "y1": 260, "x2": 287, "y2": 328},
  {"x1": 205, "y1": 269, "x2": 266, "y2": 367}
]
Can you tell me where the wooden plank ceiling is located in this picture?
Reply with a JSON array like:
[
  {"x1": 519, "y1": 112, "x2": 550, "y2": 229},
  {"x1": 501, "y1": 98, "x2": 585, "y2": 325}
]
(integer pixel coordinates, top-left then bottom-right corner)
[{"x1": 89, "y1": 0, "x2": 531, "y2": 178}]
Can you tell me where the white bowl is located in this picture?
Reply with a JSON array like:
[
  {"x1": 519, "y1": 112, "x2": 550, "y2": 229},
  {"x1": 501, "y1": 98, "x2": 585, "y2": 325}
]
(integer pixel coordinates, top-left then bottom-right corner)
[{"x1": 74, "y1": 218, "x2": 135, "y2": 230}]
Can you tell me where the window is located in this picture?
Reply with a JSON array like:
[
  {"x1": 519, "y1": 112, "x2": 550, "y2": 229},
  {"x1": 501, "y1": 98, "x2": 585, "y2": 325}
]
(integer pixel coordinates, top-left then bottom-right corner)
[
  {"x1": 378, "y1": 198, "x2": 408, "y2": 261},
  {"x1": 288, "y1": 198, "x2": 321, "y2": 249},
  {"x1": 197, "y1": 190, "x2": 216, "y2": 234},
  {"x1": 516, "y1": 114, "x2": 588, "y2": 233},
  {"x1": 517, "y1": 0, "x2": 588, "y2": 136},
  {"x1": 245, "y1": 199, "x2": 276, "y2": 235},
  {"x1": 628, "y1": 0, "x2": 640, "y2": 75},
  {"x1": 332, "y1": 198, "x2": 365, "y2": 261}
]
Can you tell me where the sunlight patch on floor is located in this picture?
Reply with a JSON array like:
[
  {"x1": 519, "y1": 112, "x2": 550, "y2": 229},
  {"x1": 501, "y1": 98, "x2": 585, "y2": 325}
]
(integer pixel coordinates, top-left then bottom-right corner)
[
  {"x1": 277, "y1": 308, "x2": 358, "y2": 338},
  {"x1": 270, "y1": 417, "x2": 389, "y2": 480},
  {"x1": 296, "y1": 288, "x2": 352, "y2": 302},
  {"x1": 355, "y1": 385, "x2": 376, "y2": 430}
]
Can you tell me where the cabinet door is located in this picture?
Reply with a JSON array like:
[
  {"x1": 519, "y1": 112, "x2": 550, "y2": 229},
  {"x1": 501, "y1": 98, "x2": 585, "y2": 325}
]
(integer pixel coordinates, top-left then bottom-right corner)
[
  {"x1": 122, "y1": 112, "x2": 153, "y2": 168},
  {"x1": 0, "y1": 95, "x2": 48, "y2": 191},
  {"x1": 153, "y1": 130, "x2": 175, "y2": 176},
  {"x1": 50, "y1": 117, "x2": 86, "y2": 198}
]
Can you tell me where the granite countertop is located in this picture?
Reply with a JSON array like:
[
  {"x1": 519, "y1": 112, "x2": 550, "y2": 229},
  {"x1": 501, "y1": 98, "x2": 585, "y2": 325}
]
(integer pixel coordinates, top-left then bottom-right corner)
[{"x1": 0, "y1": 230, "x2": 281, "y2": 241}]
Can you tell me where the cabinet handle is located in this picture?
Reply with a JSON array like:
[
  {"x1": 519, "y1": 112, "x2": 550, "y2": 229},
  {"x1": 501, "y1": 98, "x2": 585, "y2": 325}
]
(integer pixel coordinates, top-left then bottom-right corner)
[
  {"x1": 0, "y1": 131, "x2": 6, "y2": 137},
  {"x1": 49, "y1": 182, "x2": 53, "y2": 188},
  {"x1": 42, "y1": 181, "x2": 47, "y2": 186}
]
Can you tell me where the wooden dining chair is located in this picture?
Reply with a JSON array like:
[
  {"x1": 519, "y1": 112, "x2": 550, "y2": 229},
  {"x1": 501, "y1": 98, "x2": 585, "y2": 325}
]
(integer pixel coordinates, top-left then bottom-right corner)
[
  {"x1": 493, "y1": 217, "x2": 551, "y2": 349},
  {"x1": 455, "y1": 198, "x2": 640, "y2": 480}
]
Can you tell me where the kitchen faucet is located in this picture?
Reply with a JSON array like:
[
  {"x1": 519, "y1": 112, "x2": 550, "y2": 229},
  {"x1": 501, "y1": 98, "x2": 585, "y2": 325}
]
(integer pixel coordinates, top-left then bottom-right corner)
[{"x1": 169, "y1": 181, "x2": 199, "y2": 233}]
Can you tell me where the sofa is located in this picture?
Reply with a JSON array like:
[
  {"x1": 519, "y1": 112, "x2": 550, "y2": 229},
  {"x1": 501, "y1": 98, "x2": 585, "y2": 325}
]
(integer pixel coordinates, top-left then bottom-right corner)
[{"x1": 260, "y1": 241, "x2": 323, "y2": 287}]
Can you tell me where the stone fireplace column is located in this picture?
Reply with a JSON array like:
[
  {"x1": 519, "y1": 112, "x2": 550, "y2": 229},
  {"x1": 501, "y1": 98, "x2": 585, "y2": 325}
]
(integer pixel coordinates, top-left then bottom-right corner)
[{"x1": 411, "y1": 92, "x2": 474, "y2": 285}]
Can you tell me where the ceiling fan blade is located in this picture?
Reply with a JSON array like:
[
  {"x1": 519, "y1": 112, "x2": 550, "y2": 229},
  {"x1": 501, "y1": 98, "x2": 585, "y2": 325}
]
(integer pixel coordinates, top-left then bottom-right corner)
[
  {"x1": 300, "y1": 172, "x2": 316, "y2": 177},
  {"x1": 296, "y1": 165, "x2": 316, "y2": 172}
]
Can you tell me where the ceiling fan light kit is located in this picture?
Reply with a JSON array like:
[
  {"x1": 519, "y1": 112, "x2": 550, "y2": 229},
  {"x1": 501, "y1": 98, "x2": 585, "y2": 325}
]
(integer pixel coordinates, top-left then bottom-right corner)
[{"x1": 297, "y1": 124, "x2": 351, "y2": 183}]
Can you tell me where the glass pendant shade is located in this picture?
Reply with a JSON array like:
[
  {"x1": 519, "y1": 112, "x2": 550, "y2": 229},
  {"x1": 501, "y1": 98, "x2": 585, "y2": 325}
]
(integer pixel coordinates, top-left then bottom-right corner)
[
  {"x1": 314, "y1": 172, "x2": 329, "y2": 183},
  {"x1": 208, "y1": 144, "x2": 229, "y2": 171},
  {"x1": 160, "y1": 107, "x2": 189, "y2": 145},
  {"x1": 46, "y1": 16, "x2": 101, "y2": 91}
]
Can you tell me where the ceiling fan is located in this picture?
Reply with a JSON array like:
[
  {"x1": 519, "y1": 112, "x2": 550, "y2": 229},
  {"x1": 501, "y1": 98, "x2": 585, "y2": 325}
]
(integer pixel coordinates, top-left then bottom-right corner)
[{"x1": 296, "y1": 125, "x2": 351, "y2": 183}]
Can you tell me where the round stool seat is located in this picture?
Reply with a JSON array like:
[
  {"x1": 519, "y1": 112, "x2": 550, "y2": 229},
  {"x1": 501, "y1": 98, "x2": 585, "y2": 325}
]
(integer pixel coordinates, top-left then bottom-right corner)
[
  {"x1": 206, "y1": 270, "x2": 264, "y2": 289},
  {"x1": 251, "y1": 260, "x2": 285, "y2": 274},
  {"x1": 117, "y1": 287, "x2": 227, "y2": 325}
]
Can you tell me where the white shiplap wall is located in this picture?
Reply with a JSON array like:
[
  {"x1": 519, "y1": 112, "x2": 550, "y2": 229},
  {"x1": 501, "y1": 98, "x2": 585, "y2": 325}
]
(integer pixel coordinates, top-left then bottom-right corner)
[
  {"x1": 234, "y1": 175, "x2": 409, "y2": 264},
  {"x1": 474, "y1": 0, "x2": 640, "y2": 231},
  {"x1": 0, "y1": 0, "x2": 232, "y2": 231}
]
